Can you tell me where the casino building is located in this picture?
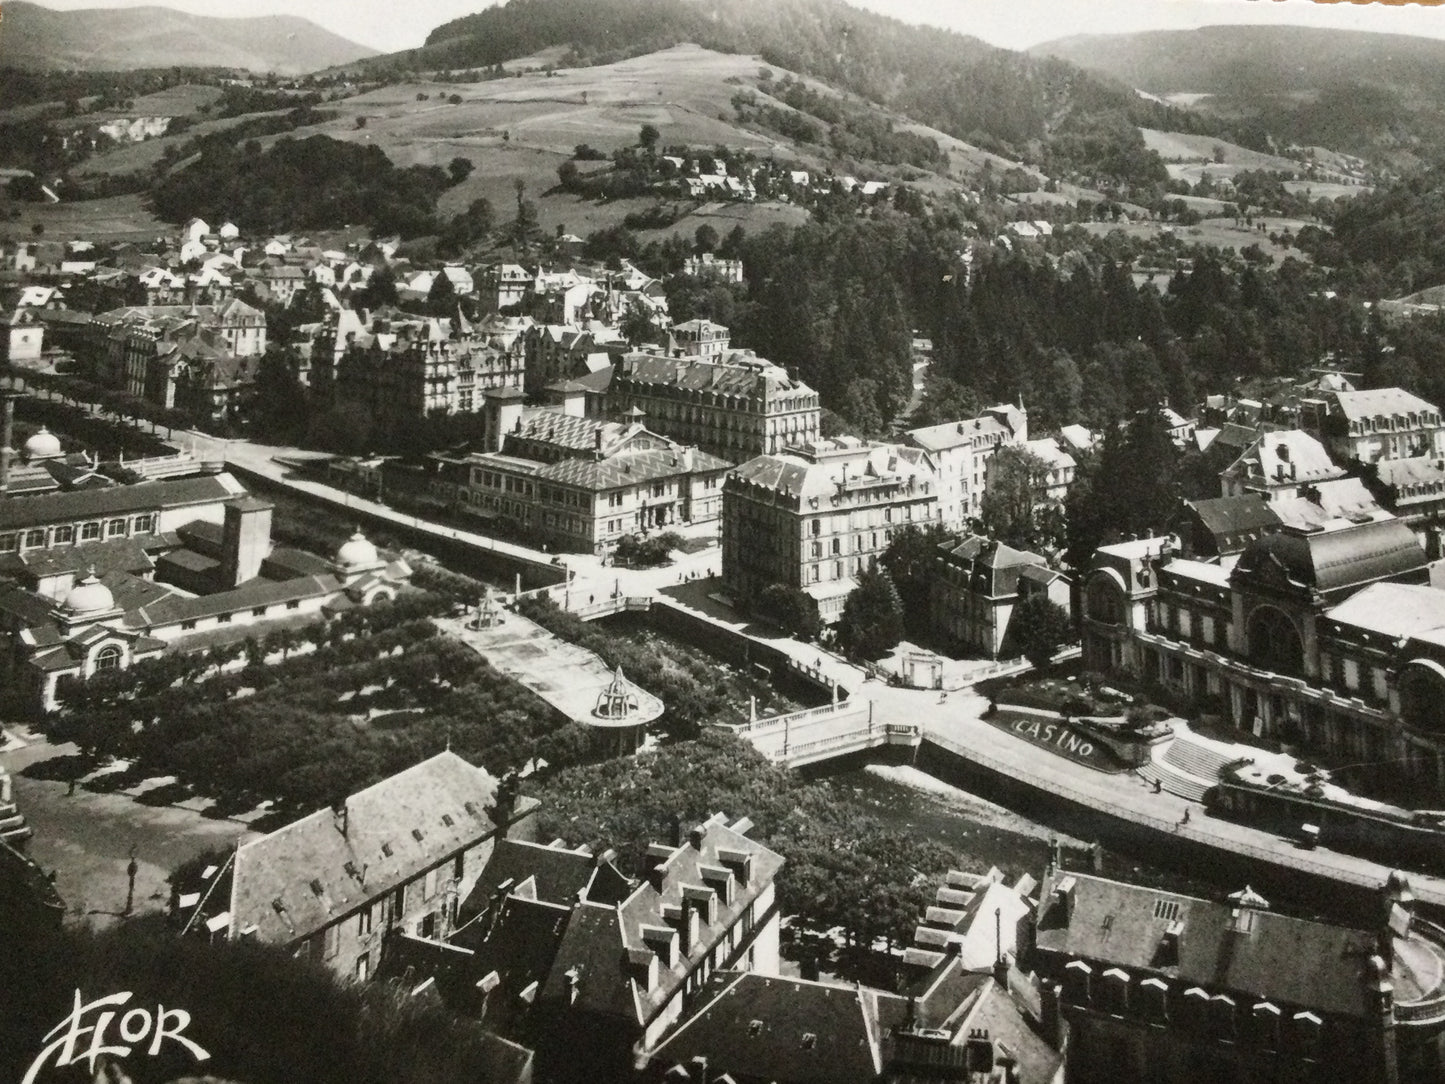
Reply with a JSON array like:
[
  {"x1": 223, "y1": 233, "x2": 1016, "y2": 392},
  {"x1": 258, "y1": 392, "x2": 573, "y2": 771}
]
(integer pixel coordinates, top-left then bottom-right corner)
[{"x1": 1080, "y1": 503, "x2": 1445, "y2": 799}]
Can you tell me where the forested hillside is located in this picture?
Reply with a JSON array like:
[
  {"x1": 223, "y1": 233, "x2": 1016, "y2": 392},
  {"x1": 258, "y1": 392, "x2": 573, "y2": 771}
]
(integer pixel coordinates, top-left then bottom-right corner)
[
  {"x1": 1035, "y1": 25, "x2": 1445, "y2": 165},
  {"x1": 359, "y1": 0, "x2": 1239, "y2": 189}
]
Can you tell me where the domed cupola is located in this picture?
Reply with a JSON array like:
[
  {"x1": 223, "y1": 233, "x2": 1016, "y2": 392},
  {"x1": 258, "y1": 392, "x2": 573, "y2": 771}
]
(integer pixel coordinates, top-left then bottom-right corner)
[
  {"x1": 22, "y1": 427, "x2": 62, "y2": 463},
  {"x1": 63, "y1": 571, "x2": 115, "y2": 616},
  {"x1": 334, "y1": 530, "x2": 382, "y2": 579}
]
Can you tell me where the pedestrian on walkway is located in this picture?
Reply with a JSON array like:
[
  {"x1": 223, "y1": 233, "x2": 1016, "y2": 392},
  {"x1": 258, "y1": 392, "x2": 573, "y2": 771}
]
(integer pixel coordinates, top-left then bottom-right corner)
[
  {"x1": 1181, "y1": 808, "x2": 1191, "y2": 826},
  {"x1": 67, "y1": 778, "x2": 76, "y2": 797},
  {"x1": 1153, "y1": 779, "x2": 1162, "y2": 795}
]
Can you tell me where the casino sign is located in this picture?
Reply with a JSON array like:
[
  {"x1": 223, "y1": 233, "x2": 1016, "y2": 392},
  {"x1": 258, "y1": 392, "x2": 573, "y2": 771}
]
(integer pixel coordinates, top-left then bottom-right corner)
[{"x1": 985, "y1": 711, "x2": 1128, "y2": 773}]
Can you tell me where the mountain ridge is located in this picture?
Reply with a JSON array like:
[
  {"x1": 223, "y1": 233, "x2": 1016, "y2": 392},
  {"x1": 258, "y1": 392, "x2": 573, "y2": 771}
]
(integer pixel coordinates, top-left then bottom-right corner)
[
  {"x1": 1031, "y1": 23, "x2": 1445, "y2": 164},
  {"x1": 335, "y1": 0, "x2": 1222, "y2": 191},
  {"x1": 0, "y1": 0, "x2": 378, "y2": 75}
]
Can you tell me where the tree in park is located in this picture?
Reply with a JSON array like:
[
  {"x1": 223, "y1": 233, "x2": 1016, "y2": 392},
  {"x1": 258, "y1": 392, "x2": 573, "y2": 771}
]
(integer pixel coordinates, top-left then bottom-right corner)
[
  {"x1": 253, "y1": 345, "x2": 308, "y2": 440},
  {"x1": 1064, "y1": 408, "x2": 1181, "y2": 570},
  {"x1": 757, "y1": 582, "x2": 821, "y2": 641},
  {"x1": 879, "y1": 523, "x2": 949, "y2": 638},
  {"x1": 1008, "y1": 591, "x2": 1074, "y2": 669},
  {"x1": 838, "y1": 565, "x2": 905, "y2": 659},
  {"x1": 979, "y1": 443, "x2": 1050, "y2": 549},
  {"x1": 908, "y1": 375, "x2": 980, "y2": 430},
  {"x1": 620, "y1": 305, "x2": 660, "y2": 347},
  {"x1": 835, "y1": 377, "x2": 886, "y2": 438}
]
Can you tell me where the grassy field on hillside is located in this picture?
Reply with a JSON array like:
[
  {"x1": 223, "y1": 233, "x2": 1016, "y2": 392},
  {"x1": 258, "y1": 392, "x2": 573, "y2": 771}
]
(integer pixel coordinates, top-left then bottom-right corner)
[
  {"x1": 54, "y1": 43, "x2": 1015, "y2": 239},
  {"x1": 0, "y1": 191, "x2": 168, "y2": 241},
  {"x1": 1077, "y1": 216, "x2": 1310, "y2": 264}
]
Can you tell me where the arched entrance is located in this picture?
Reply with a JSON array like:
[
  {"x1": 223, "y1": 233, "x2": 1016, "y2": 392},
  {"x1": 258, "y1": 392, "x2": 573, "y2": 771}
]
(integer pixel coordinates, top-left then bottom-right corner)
[
  {"x1": 1246, "y1": 605, "x2": 1304, "y2": 677},
  {"x1": 1399, "y1": 660, "x2": 1445, "y2": 736}
]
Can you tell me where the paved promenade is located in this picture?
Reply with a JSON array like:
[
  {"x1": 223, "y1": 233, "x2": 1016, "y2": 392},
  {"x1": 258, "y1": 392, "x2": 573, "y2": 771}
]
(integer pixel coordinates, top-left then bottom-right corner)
[{"x1": 436, "y1": 612, "x2": 662, "y2": 730}]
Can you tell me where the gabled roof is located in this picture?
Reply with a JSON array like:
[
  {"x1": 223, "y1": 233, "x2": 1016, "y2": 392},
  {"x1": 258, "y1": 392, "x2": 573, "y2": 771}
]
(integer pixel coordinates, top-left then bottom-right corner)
[
  {"x1": 906, "y1": 406, "x2": 1025, "y2": 453},
  {"x1": 936, "y1": 535, "x2": 1049, "y2": 598},
  {"x1": 1178, "y1": 495, "x2": 1282, "y2": 555},
  {"x1": 649, "y1": 971, "x2": 890, "y2": 1084},
  {"x1": 534, "y1": 447, "x2": 731, "y2": 492},
  {"x1": 139, "y1": 573, "x2": 342, "y2": 626},
  {"x1": 230, "y1": 751, "x2": 501, "y2": 945},
  {"x1": 1331, "y1": 387, "x2": 1439, "y2": 423},
  {"x1": 458, "y1": 838, "x2": 631, "y2": 920},
  {"x1": 0, "y1": 473, "x2": 246, "y2": 532},
  {"x1": 539, "y1": 813, "x2": 784, "y2": 1028},
  {"x1": 1225, "y1": 430, "x2": 1345, "y2": 489},
  {"x1": 0, "y1": 537, "x2": 154, "y2": 583},
  {"x1": 1034, "y1": 868, "x2": 1384, "y2": 1019}
]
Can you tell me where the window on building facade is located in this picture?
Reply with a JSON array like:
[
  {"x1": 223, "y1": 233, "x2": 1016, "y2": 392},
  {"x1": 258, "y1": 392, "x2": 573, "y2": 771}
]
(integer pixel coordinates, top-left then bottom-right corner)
[
  {"x1": 54, "y1": 525, "x2": 75, "y2": 544},
  {"x1": 0, "y1": 533, "x2": 15, "y2": 553},
  {"x1": 95, "y1": 645, "x2": 122, "y2": 671},
  {"x1": 107, "y1": 518, "x2": 127, "y2": 537},
  {"x1": 133, "y1": 514, "x2": 155, "y2": 533},
  {"x1": 24, "y1": 528, "x2": 45, "y2": 548},
  {"x1": 324, "y1": 924, "x2": 340, "y2": 958},
  {"x1": 81, "y1": 522, "x2": 102, "y2": 541},
  {"x1": 358, "y1": 907, "x2": 373, "y2": 936}
]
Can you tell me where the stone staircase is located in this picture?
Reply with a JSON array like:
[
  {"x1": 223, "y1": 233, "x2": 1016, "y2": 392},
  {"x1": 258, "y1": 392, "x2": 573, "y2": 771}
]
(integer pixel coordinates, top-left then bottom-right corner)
[{"x1": 1139, "y1": 732, "x2": 1241, "y2": 802}]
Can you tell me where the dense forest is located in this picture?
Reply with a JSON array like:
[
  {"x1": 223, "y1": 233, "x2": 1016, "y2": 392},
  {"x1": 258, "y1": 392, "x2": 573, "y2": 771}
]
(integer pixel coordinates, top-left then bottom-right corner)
[
  {"x1": 659, "y1": 208, "x2": 1370, "y2": 436},
  {"x1": 1301, "y1": 164, "x2": 1445, "y2": 295},
  {"x1": 149, "y1": 134, "x2": 453, "y2": 237}
]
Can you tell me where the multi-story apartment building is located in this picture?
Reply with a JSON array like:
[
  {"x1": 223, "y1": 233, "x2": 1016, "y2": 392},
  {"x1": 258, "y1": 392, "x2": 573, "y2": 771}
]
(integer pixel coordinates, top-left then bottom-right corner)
[
  {"x1": 1023, "y1": 436, "x2": 1078, "y2": 504},
  {"x1": 409, "y1": 393, "x2": 730, "y2": 554},
  {"x1": 1307, "y1": 387, "x2": 1445, "y2": 465},
  {"x1": 683, "y1": 252, "x2": 744, "y2": 283},
  {"x1": 522, "y1": 322, "x2": 625, "y2": 396},
  {"x1": 1221, "y1": 430, "x2": 1348, "y2": 502},
  {"x1": 930, "y1": 534, "x2": 1070, "y2": 658},
  {"x1": 608, "y1": 350, "x2": 821, "y2": 464},
  {"x1": 1077, "y1": 505, "x2": 1445, "y2": 797},
  {"x1": 905, "y1": 405, "x2": 1028, "y2": 527},
  {"x1": 221, "y1": 752, "x2": 536, "y2": 983},
  {"x1": 330, "y1": 314, "x2": 524, "y2": 423},
  {"x1": 480, "y1": 263, "x2": 533, "y2": 313},
  {"x1": 93, "y1": 299, "x2": 266, "y2": 391},
  {"x1": 723, "y1": 439, "x2": 940, "y2": 622}
]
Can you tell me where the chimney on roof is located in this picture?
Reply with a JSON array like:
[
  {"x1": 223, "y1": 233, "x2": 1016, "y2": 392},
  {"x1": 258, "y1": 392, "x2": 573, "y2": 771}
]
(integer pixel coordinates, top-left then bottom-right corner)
[{"x1": 332, "y1": 801, "x2": 348, "y2": 837}]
